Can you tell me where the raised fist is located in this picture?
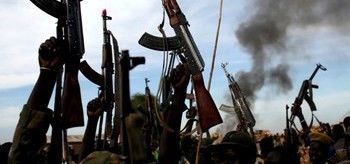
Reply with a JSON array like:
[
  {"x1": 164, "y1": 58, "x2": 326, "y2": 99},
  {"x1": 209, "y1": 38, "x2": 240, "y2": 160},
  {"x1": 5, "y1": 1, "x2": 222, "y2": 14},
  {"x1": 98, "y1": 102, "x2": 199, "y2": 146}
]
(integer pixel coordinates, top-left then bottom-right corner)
[
  {"x1": 170, "y1": 63, "x2": 190, "y2": 90},
  {"x1": 38, "y1": 37, "x2": 64, "y2": 72},
  {"x1": 86, "y1": 97, "x2": 103, "y2": 118}
]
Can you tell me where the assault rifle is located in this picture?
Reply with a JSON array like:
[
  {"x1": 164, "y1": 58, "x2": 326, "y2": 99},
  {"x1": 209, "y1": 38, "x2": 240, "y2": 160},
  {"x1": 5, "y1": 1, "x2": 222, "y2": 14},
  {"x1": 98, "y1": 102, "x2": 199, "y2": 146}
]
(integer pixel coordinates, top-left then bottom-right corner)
[
  {"x1": 100, "y1": 9, "x2": 114, "y2": 150},
  {"x1": 289, "y1": 63, "x2": 326, "y2": 140},
  {"x1": 220, "y1": 63, "x2": 256, "y2": 140},
  {"x1": 30, "y1": 0, "x2": 85, "y2": 163},
  {"x1": 139, "y1": 0, "x2": 223, "y2": 131},
  {"x1": 144, "y1": 78, "x2": 159, "y2": 162},
  {"x1": 79, "y1": 9, "x2": 118, "y2": 151},
  {"x1": 119, "y1": 50, "x2": 146, "y2": 163}
]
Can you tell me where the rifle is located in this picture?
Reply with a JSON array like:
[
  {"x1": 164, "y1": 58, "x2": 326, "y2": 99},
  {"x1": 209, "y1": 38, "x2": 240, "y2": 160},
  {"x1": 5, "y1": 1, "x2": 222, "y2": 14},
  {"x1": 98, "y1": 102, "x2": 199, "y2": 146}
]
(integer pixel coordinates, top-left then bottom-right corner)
[
  {"x1": 289, "y1": 63, "x2": 326, "y2": 139},
  {"x1": 144, "y1": 78, "x2": 159, "y2": 162},
  {"x1": 221, "y1": 63, "x2": 256, "y2": 140},
  {"x1": 119, "y1": 50, "x2": 146, "y2": 163},
  {"x1": 30, "y1": 0, "x2": 85, "y2": 163},
  {"x1": 139, "y1": 0, "x2": 222, "y2": 131},
  {"x1": 79, "y1": 9, "x2": 119, "y2": 151},
  {"x1": 284, "y1": 104, "x2": 295, "y2": 146},
  {"x1": 100, "y1": 9, "x2": 114, "y2": 150}
]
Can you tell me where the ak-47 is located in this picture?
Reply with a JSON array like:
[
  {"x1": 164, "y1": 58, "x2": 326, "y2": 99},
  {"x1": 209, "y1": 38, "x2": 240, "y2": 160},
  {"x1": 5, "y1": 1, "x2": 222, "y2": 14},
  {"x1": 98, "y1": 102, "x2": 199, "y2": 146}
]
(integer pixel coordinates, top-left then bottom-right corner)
[
  {"x1": 139, "y1": 0, "x2": 223, "y2": 131},
  {"x1": 30, "y1": 0, "x2": 85, "y2": 163},
  {"x1": 99, "y1": 9, "x2": 114, "y2": 150},
  {"x1": 221, "y1": 63, "x2": 256, "y2": 140},
  {"x1": 289, "y1": 63, "x2": 326, "y2": 138},
  {"x1": 144, "y1": 78, "x2": 159, "y2": 162},
  {"x1": 79, "y1": 9, "x2": 118, "y2": 151}
]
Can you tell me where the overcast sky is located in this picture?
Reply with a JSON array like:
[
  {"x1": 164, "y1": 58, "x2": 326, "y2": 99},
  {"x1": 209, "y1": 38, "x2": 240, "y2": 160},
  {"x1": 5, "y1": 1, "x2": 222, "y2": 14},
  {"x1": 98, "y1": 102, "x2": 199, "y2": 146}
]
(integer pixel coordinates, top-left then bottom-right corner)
[{"x1": 1, "y1": 0, "x2": 350, "y2": 143}]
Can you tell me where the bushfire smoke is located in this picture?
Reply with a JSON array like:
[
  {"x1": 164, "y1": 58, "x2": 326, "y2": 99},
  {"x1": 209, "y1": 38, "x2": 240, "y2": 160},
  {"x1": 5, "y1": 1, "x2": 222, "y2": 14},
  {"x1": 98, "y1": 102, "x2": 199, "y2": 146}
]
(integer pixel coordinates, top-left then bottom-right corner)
[{"x1": 216, "y1": 0, "x2": 350, "y2": 134}]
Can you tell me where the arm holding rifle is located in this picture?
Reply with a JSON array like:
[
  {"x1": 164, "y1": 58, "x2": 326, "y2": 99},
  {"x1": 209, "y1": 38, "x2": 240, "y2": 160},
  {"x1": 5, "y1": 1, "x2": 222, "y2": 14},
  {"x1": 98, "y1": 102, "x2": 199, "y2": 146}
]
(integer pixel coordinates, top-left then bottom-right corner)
[
  {"x1": 8, "y1": 37, "x2": 64, "y2": 164},
  {"x1": 159, "y1": 63, "x2": 190, "y2": 164},
  {"x1": 78, "y1": 97, "x2": 103, "y2": 162},
  {"x1": 30, "y1": 0, "x2": 86, "y2": 129}
]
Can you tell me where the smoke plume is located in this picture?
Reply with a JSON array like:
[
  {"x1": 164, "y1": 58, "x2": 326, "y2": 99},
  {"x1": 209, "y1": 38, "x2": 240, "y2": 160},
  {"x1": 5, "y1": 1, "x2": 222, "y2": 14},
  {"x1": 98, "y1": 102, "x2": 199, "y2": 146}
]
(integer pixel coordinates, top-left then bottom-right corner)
[
  {"x1": 235, "y1": 0, "x2": 350, "y2": 106},
  {"x1": 216, "y1": 0, "x2": 350, "y2": 134}
]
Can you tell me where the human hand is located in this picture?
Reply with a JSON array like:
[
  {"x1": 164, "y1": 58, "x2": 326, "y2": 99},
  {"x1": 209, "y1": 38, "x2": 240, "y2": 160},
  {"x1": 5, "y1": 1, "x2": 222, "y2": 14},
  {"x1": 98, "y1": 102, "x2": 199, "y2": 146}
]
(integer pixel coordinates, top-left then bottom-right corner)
[
  {"x1": 38, "y1": 37, "x2": 64, "y2": 72},
  {"x1": 170, "y1": 63, "x2": 190, "y2": 90},
  {"x1": 86, "y1": 97, "x2": 103, "y2": 118}
]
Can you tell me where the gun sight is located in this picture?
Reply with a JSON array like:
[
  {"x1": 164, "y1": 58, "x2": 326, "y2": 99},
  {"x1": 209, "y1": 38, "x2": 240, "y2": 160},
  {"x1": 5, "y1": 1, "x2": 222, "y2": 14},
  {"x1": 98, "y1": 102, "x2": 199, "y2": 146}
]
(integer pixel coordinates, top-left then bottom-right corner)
[
  {"x1": 317, "y1": 63, "x2": 327, "y2": 71},
  {"x1": 309, "y1": 63, "x2": 327, "y2": 81},
  {"x1": 102, "y1": 9, "x2": 112, "y2": 20},
  {"x1": 145, "y1": 78, "x2": 150, "y2": 87}
]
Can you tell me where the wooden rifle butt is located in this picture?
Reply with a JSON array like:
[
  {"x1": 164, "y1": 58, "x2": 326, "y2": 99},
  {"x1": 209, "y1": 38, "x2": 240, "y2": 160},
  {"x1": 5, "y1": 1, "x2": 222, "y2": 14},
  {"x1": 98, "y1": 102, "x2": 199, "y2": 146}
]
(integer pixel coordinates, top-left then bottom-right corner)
[{"x1": 192, "y1": 73, "x2": 222, "y2": 131}]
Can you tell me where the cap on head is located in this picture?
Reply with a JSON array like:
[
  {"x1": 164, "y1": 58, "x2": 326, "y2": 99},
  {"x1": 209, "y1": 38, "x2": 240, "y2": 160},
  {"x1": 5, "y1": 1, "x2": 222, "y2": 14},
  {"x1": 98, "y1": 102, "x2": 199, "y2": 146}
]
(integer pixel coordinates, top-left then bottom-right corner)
[
  {"x1": 309, "y1": 132, "x2": 334, "y2": 146},
  {"x1": 207, "y1": 131, "x2": 257, "y2": 156}
]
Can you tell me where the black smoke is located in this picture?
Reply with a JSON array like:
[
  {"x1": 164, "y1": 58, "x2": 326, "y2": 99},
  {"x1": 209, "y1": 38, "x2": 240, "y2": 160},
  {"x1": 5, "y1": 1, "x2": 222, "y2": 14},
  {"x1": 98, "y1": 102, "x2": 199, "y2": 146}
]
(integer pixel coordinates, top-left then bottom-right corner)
[
  {"x1": 235, "y1": 0, "x2": 350, "y2": 107},
  {"x1": 216, "y1": 0, "x2": 350, "y2": 134}
]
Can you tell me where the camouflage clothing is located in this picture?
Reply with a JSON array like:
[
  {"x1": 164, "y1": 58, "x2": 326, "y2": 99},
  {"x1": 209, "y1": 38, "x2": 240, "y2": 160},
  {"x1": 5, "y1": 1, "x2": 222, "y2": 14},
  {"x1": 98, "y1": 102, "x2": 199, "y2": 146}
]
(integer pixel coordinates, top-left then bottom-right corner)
[{"x1": 8, "y1": 104, "x2": 53, "y2": 164}]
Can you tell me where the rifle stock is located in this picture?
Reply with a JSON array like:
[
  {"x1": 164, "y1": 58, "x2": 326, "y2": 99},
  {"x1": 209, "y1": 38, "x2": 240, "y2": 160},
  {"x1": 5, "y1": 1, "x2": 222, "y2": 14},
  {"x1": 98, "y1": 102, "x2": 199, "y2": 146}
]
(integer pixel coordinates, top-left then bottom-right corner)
[
  {"x1": 61, "y1": 63, "x2": 84, "y2": 128},
  {"x1": 192, "y1": 73, "x2": 222, "y2": 131}
]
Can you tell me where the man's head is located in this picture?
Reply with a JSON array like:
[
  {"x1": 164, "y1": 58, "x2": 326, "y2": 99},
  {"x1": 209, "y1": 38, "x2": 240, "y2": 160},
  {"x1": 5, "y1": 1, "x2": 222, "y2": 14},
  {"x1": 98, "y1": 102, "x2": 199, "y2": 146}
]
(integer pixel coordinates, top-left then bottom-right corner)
[
  {"x1": 207, "y1": 131, "x2": 257, "y2": 164},
  {"x1": 308, "y1": 132, "x2": 334, "y2": 163},
  {"x1": 259, "y1": 136, "x2": 274, "y2": 158},
  {"x1": 344, "y1": 117, "x2": 350, "y2": 131},
  {"x1": 264, "y1": 146, "x2": 287, "y2": 164}
]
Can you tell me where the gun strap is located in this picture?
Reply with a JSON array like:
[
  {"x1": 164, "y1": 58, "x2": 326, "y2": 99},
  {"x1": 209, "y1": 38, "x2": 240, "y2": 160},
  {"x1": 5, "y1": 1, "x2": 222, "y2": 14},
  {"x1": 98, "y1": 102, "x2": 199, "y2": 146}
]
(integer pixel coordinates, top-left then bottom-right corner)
[
  {"x1": 152, "y1": 14, "x2": 176, "y2": 133},
  {"x1": 109, "y1": 30, "x2": 122, "y2": 151}
]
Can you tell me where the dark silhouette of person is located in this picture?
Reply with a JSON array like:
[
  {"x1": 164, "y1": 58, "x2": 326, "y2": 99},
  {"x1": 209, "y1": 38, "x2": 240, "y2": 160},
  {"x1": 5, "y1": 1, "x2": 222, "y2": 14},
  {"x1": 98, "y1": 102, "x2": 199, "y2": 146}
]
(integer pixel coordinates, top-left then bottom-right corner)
[
  {"x1": 158, "y1": 63, "x2": 191, "y2": 164},
  {"x1": 206, "y1": 131, "x2": 257, "y2": 164},
  {"x1": 344, "y1": 117, "x2": 350, "y2": 132},
  {"x1": 308, "y1": 132, "x2": 335, "y2": 164},
  {"x1": 332, "y1": 123, "x2": 346, "y2": 150},
  {"x1": 259, "y1": 136, "x2": 274, "y2": 160},
  {"x1": 264, "y1": 145, "x2": 289, "y2": 164},
  {"x1": 0, "y1": 142, "x2": 12, "y2": 164}
]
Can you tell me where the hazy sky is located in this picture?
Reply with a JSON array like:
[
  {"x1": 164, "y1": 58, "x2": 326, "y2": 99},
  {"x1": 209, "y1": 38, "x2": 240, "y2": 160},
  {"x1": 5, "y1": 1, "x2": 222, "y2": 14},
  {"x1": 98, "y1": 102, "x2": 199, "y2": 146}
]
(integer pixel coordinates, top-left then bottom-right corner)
[{"x1": 1, "y1": 0, "x2": 350, "y2": 143}]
